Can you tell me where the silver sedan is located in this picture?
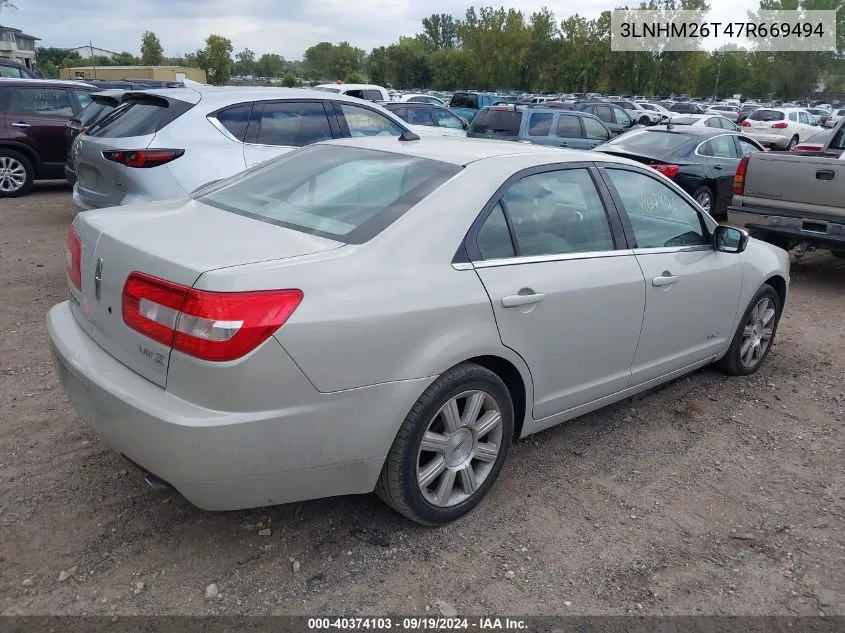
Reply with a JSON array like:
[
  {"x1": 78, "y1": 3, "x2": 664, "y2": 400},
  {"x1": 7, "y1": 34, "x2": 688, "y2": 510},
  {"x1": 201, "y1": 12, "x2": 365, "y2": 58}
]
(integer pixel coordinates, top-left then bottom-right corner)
[{"x1": 48, "y1": 137, "x2": 790, "y2": 525}]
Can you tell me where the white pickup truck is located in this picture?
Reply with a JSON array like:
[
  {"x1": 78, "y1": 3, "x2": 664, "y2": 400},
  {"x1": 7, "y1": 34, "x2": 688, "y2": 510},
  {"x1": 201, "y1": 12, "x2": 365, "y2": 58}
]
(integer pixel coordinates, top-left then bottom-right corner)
[{"x1": 728, "y1": 118, "x2": 845, "y2": 258}]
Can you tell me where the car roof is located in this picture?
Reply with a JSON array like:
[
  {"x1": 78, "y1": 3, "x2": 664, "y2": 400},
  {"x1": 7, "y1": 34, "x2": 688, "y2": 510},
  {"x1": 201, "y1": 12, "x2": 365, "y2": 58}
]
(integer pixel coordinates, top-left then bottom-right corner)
[
  {"x1": 640, "y1": 125, "x2": 739, "y2": 137},
  {"x1": 133, "y1": 86, "x2": 400, "y2": 108},
  {"x1": 384, "y1": 102, "x2": 446, "y2": 109},
  {"x1": 317, "y1": 136, "x2": 643, "y2": 168},
  {"x1": 0, "y1": 78, "x2": 95, "y2": 88},
  {"x1": 315, "y1": 83, "x2": 386, "y2": 91}
]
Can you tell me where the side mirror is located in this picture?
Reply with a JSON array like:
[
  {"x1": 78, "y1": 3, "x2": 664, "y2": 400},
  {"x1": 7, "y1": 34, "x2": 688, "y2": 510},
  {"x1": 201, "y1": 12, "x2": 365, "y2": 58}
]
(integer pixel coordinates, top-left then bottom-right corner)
[
  {"x1": 714, "y1": 225, "x2": 749, "y2": 253},
  {"x1": 460, "y1": 118, "x2": 469, "y2": 130}
]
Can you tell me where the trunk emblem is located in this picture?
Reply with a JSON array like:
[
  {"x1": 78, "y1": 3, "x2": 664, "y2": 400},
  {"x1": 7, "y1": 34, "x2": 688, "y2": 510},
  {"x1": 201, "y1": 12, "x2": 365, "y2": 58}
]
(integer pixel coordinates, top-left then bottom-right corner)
[
  {"x1": 94, "y1": 258, "x2": 103, "y2": 301},
  {"x1": 75, "y1": 140, "x2": 82, "y2": 156}
]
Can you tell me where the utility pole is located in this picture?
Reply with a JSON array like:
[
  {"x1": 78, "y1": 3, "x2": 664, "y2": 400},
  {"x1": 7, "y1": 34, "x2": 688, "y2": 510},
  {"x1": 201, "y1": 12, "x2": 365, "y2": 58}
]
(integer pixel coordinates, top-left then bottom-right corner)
[
  {"x1": 713, "y1": 53, "x2": 723, "y2": 100},
  {"x1": 89, "y1": 40, "x2": 97, "y2": 79}
]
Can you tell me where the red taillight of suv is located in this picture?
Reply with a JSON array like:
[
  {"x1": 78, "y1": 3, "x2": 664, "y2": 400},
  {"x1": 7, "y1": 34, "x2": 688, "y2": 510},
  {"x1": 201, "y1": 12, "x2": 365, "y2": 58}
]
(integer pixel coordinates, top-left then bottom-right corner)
[
  {"x1": 122, "y1": 272, "x2": 303, "y2": 362},
  {"x1": 65, "y1": 227, "x2": 82, "y2": 290},
  {"x1": 772, "y1": 122, "x2": 788, "y2": 129},
  {"x1": 650, "y1": 163, "x2": 680, "y2": 178},
  {"x1": 102, "y1": 149, "x2": 184, "y2": 168},
  {"x1": 741, "y1": 120, "x2": 751, "y2": 127},
  {"x1": 733, "y1": 155, "x2": 750, "y2": 195}
]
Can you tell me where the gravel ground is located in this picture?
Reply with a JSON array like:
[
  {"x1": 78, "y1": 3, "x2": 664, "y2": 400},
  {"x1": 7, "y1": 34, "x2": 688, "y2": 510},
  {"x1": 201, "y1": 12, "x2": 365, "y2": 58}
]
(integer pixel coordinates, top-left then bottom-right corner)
[{"x1": 1, "y1": 185, "x2": 844, "y2": 616}]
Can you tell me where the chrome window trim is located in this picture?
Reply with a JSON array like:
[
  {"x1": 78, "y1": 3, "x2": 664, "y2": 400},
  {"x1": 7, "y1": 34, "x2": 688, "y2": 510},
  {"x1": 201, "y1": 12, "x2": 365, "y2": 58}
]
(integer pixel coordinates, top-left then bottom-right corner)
[
  {"x1": 632, "y1": 245, "x2": 712, "y2": 255},
  {"x1": 471, "y1": 249, "x2": 635, "y2": 269},
  {"x1": 694, "y1": 134, "x2": 740, "y2": 159},
  {"x1": 207, "y1": 115, "x2": 243, "y2": 144}
]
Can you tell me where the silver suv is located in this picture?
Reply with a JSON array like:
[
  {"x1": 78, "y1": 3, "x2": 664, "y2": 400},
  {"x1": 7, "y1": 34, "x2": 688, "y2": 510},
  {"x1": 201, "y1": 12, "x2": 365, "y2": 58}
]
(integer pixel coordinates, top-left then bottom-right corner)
[{"x1": 70, "y1": 87, "x2": 425, "y2": 209}]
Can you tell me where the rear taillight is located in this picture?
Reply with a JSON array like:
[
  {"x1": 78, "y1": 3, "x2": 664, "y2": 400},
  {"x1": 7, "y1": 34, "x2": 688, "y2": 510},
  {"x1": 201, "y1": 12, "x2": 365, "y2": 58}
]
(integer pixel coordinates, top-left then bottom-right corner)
[
  {"x1": 650, "y1": 163, "x2": 680, "y2": 178},
  {"x1": 65, "y1": 227, "x2": 82, "y2": 290},
  {"x1": 733, "y1": 155, "x2": 749, "y2": 195},
  {"x1": 122, "y1": 272, "x2": 303, "y2": 362},
  {"x1": 103, "y1": 149, "x2": 184, "y2": 168},
  {"x1": 741, "y1": 120, "x2": 751, "y2": 127},
  {"x1": 772, "y1": 122, "x2": 788, "y2": 129}
]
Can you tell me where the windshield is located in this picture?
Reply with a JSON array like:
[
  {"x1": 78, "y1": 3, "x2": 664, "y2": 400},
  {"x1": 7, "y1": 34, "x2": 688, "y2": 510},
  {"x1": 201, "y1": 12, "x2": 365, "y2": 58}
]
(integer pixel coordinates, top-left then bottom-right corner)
[
  {"x1": 604, "y1": 128, "x2": 690, "y2": 152},
  {"x1": 313, "y1": 86, "x2": 342, "y2": 93},
  {"x1": 198, "y1": 145, "x2": 461, "y2": 244}
]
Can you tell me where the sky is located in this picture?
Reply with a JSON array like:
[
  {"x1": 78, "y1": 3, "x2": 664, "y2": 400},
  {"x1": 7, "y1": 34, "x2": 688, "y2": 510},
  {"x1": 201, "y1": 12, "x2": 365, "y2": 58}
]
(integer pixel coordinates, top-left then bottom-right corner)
[{"x1": 4, "y1": 0, "x2": 760, "y2": 59}]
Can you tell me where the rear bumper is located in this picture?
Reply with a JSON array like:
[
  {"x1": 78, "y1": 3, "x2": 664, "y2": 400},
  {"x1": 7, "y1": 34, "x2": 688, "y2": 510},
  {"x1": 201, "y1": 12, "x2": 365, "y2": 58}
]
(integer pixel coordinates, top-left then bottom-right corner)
[
  {"x1": 743, "y1": 132, "x2": 790, "y2": 149},
  {"x1": 47, "y1": 302, "x2": 432, "y2": 510},
  {"x1": 728, "y1": 205, "x2": 845, "y2": 249}
]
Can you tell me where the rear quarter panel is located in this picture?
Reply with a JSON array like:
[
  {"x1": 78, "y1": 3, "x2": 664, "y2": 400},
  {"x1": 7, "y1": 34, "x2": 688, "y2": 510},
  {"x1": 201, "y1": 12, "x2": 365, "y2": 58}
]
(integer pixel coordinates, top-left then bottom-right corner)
[{"x1": 192, "y1": 157, "x2": 538, "y2": 397}]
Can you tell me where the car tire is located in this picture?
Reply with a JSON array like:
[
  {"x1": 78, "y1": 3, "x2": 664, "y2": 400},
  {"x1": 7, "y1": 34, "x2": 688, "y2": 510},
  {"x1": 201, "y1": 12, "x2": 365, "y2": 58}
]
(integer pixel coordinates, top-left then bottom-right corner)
[
  {"x1": 638, "y1": 116, "x2": 651, "y2": 126},
  {"x1": 0, "y1": 148, "x2": 34, "y2": 198},
  {"x1": 718, "y1": 284, "x2": 782, "y2": 376},
  {"x1": 376, "y1": 362, "x2": 514, "y2": 525},
  {"x1": 786, "y1": 135, "x2": 799, "y2": 150},
  {"x1": 692, "y1": 185, "x2": 715, "y2": 216}
]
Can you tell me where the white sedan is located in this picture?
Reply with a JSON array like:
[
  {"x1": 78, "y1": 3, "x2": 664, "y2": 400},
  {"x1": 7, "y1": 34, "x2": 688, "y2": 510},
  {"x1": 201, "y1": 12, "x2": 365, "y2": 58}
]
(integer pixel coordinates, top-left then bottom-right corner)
[{"x1": 49, "y1": 137, "x2": 789, "y2": 525}]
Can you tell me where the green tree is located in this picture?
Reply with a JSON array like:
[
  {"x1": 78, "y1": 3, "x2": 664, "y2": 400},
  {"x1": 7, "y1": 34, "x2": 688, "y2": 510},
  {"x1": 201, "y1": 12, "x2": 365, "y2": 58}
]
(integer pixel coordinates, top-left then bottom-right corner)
[
  {"x1": 303, "y1": 41, "x2": 365, "y2": 81},
  {"x1": 367, "y1": 47, "x2": 390, "y2": 85},
  {"x1": 203, "y1": 34, "x2": 233, "y2": 85},
  {"x1": 36, "y1": 47, "x2": 82, "y2": 78},
  {"x1": 255, "y1": 52, "x2": 284, "y2": 78},
  {"x1": 421, "y1": 13, "x2": 459, "y2": 50},
  {"x1": 140, "y1": 31, "x2": 164, "y2": 66},
  {"x1": 113, "y1": 51, "x2": 141, "y2": 65},
  {"x1": 234, "y1": 48, "x2": 256, "y2": 76},
  {"x1": 281, "y1": 71, "x2": 298, "y2": 87}
]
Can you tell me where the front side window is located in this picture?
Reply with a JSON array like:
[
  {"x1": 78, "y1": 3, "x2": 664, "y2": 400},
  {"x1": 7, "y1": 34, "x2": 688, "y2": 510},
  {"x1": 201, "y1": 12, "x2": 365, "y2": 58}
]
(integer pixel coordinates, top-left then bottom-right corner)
[
  {"x1": 8, "y1": 88, "x2": 73, "y2": 116},
  {"x1": 500, "y1": 168, "x2": 615, "y2": 257},
  {"x1": 528, "y1": 112, "x2": 553, "y2": 136},
  {"x1": 199, "y1": 145, "x2": 460, "y2": 243},
  {"x1": 605, "y1": 168, "x2": 708, "y2": 248},
  {"x1": 338, "y1": 103, "x2": 403, "y2": 137},
  {"x1": 435, "y1": 109, "x2": 465, "y2": 129},
  {"x1": 613, "y1": 107, "x2": 632, "y2": 125},
  {"x1": 583, "y1": 117, "x2": 609, "y2": 140}
]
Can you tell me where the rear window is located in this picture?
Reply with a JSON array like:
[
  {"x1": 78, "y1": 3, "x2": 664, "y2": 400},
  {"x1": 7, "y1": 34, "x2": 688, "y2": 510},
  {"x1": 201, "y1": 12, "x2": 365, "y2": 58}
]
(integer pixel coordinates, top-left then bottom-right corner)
[
  {"x1": 197, "y1": 145, "x2": 461, "y2": 244},
  {"x1": 88, "y1": 97, "x2": 194, "y2": 138},
  {"x1": 837, "y1": 110, "x2": 845, "y2": 116},
  {"x1": 748, "y1": 109, "x2": 785, "y2": 122},
  {"x1": 450, "y1": 93, "x2": 478, "y2": 109},
  {"x1": 604, "y1": 128, "x2": 690, "y2": 152},
  {"x1": 468, "y1": 108, "x2": 522, "y2": 136},
  {"x1": 668, "y1": 116, "x2": 698, "y2": 125}
]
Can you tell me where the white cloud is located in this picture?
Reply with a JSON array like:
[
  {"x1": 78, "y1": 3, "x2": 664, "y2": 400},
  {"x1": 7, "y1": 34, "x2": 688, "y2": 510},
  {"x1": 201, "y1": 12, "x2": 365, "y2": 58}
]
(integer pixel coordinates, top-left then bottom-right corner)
[{"x1": 7, "y1": 0, "x2": 759, "y2": 59}]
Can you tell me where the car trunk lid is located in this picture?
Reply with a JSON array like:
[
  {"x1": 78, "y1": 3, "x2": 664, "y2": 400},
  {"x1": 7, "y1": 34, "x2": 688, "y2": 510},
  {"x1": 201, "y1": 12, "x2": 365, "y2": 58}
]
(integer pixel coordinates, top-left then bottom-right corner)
[{"x1": 69, "y1": 198, "x2": 343, "y2": 387}]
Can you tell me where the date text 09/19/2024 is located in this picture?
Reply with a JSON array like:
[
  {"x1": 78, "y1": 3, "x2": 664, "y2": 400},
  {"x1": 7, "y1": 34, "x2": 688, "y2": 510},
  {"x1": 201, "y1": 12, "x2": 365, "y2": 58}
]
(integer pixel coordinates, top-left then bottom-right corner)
[{"x1": 307, "y1": 618, "x2": 528, "y2": 630}]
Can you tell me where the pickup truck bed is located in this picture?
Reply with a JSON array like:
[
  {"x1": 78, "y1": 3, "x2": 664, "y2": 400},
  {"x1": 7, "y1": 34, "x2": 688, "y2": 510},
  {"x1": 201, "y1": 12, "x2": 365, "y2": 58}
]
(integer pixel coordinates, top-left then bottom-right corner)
[{"x1": 728, "y1": 120, "x2": 845, "y2": 253}]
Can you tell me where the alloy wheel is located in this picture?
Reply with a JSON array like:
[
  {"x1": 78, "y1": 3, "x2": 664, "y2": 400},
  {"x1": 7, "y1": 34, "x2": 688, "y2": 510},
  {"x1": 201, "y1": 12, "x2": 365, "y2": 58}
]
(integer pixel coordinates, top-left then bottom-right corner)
[
  {"x1": 0, "y1": 156, "x2": 26, "y2": 193},
  {"x1": 416, "y1": 390, "x2": 503, "y2": 507},
  {"x1": 739, "y1": 297, "x2": 776, "y2": 368}
]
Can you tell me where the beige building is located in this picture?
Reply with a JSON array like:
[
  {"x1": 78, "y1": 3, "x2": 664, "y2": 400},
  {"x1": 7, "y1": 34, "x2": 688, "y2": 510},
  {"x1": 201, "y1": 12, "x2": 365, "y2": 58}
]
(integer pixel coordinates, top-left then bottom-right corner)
[
  {"x1": 60, "y1": 65, "x2": 207, "y2": 83},
  {"x1": 0, "y1": 25, "x2": 39, "y2": 72}
]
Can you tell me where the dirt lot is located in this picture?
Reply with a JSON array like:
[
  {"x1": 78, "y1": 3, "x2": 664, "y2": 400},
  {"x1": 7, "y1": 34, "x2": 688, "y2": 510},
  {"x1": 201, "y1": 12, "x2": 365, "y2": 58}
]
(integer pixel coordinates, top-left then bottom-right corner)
[{"x1": 1, "y1": 185, "x2": 844, "y2": 617}]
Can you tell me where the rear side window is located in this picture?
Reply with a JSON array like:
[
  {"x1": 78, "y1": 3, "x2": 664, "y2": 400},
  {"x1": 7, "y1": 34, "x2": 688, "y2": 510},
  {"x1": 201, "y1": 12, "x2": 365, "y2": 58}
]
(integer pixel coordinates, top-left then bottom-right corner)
[
  {"x1": 214, "y1": 103, "x2": 252, "y2": 141},
  {"x1": 256, "y1": 101, "x2": 332, "y2": 146},
  {"x1": 556, "y1": 115, "x2": 582, "y2": 138},
  {"x1": 468, "y1": 109, "x2": 522, "y2": 137},
  {"x1": 198, "y1": 145, "x2": 460, "y2": 244},
  {"x1": 405, "y1": 108, "x2": 435, "y2": 126},
  {"x1": 749, "y1": 110, "x2": 785, "y2": 122},
  {"x1": 528, "y1": 112, "x2": 553, "y2": 136},
  {"x1": 89, "y1": 97, "x2": 194, "y2": 138},
  {"x1": 77, "y1": 101, "x2": 116, "y2": 127},
  {"x1": 699, "y1": 136, "x2": 738, "y2": 158},
  {"x1": 8, "y1": 88, "x2": 73, "y2": 116},
  {"x1": 476, "y1": 202, "x2": 515, "y2": 259},
  {"x1": 74, "y1": 90, "x2": 93, "y2": 109}
]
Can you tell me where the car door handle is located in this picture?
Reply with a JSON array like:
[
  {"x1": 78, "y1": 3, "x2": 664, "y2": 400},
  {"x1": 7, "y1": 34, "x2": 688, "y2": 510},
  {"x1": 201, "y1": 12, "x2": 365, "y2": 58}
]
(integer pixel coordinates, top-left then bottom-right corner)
[
  {"x1": 559, "y1": 142, "x2": 569, "y2": 147},
  {"x1": 713, "y1": 164, "x2": 723, "y2": 170},
  {"x1": 816, "y1": 169, "x2": 835, "y2": 181},
  {"x1": 11, "y1": 122, "x2": 30, "y2": 129},
  {"x1": 502, "y1": 292, "x2": 546, "y2": 308},
  {"x1": 652, "y1": 274, "x2": 679, "y2": 287}
]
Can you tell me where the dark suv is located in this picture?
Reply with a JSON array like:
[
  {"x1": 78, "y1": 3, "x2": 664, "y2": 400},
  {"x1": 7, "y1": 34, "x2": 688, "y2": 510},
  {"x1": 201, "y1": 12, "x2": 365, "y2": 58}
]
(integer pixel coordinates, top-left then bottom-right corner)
[
  {"x1": 0, "y1": 79, "x2": 96, "y2": 197},
  {"x1": 0, "y1": 59, "x2": 42, "y2": 79},
  {"x1": 467, "y1": 105, "x2": 612, "y2": 148}
]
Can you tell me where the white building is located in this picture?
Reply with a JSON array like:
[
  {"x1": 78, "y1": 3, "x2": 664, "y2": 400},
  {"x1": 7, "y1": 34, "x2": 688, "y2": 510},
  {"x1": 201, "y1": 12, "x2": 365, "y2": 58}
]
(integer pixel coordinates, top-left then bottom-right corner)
[
  {"x1": 0, "y1": 25, "x2": 39, "y2": 71},
  {"x1": 65, "y1": 45, "x2": 117, "y2": 59}
]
